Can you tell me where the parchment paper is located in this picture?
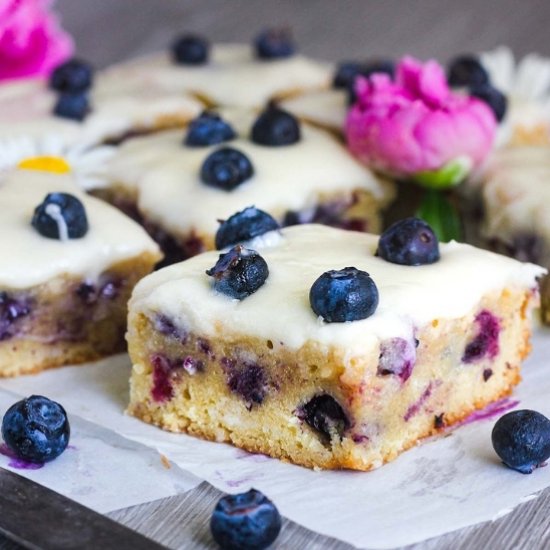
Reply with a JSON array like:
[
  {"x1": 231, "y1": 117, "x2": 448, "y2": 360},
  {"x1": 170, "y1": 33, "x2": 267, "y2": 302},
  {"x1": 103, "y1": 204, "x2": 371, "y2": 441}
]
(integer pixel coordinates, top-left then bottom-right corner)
[
  {"x1": 0, "y1": 388, "x2": 201, "y2": 514},
  {"x1": 2, "y1": 329, "x2": 550, "y2": 548}
]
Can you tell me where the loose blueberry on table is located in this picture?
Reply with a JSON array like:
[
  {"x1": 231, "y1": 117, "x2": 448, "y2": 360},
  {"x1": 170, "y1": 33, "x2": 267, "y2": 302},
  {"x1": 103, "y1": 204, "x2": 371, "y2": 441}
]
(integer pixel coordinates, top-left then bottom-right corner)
[
  {"x1": 377, "y1": 217, "x2": 440, "y2": 266},
  {"x1": 206, "y1": 245, "x2": 269, "y2": 300},
  {"x1": 171, "y1": 34, "x2": 210, "y2": 65},
  {"x1": 201, "y1": 147, "x2": 254, "y2": 191},
  {"x1": 1, "y1": 395, "x2": 70, "y2": 464},
  {"x1": 309, "y1": 267, "x2": 379, "y2": 323},
  {"x1": 210, "y1": 488, "x2": 281, "y2": 550},
  {"x1": 255, "y1": 28, "x2": 295, "y2": 59},
  {"x1": 492, "y1": 410, "x2": 550, "y2": 474},
  {"x1": 185, "y1": 111, "x2": 236, "y2": 147},
  {"x1": 250, "y1": 104, "x2": 301, "y2": 146},
  {"x1": 447, "y1": 55, "x2": 489, "y2": 88},
  {"x1": 215, "y1": 206, "x2": 279, "y2": 250},
  {"x1": 32, "y1": 192, "x2": 89, "y2": 240},
  {"x1": 50, "y1": 58, "x2": 94, "y2": 93}
]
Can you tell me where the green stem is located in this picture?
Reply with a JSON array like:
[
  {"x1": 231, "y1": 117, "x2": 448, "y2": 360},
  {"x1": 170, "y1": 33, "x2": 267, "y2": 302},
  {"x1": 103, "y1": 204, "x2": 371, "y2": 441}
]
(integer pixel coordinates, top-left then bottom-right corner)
[{"x1": 415, "y1": 189, "x2": 462, "y2": 242}]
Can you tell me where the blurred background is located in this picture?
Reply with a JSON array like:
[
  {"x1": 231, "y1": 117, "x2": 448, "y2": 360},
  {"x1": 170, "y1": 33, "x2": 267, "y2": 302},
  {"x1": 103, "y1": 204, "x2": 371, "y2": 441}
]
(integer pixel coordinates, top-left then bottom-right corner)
[{"x1": 57, "y1": 0, "x2": 550, "y2": 67}]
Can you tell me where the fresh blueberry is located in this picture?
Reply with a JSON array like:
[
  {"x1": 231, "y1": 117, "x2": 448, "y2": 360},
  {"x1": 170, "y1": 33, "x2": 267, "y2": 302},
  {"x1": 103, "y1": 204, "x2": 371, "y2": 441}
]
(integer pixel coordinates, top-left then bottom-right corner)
[
  {"x1": 333, "y1": 61, "x2": 362, "y2": 89},
  {"x1": 251, "y1": 104, "x2": 301, "y2": 146},
  {"x1": 309, "y1": 267, "x2": 378, "y2": 323},
  {"x1": 185, "y1": 111, "x2": 236, "y2": 147},
  {"x1": 171, "y1": 34, "x2": 209, "y2": 65},
  {"x1": 210, "y1": 488, "x2": 281, "y2": 550},
  {"x1": 255, "y1": 28, "x2": 295, "y2": 59},
  {"x1": 377, "y1": 217, "x2": 440, "y2": 266},
  {"x1": 333, "y1": 59, "x2": 395, "y2": 104},
  {"x1": 49, "y1": 58, "x2": 94, "y2": 93},
  {"x1": 53, "y1": 93, "x2": 90, "y2": 121},
  {"x1": 333, "y1": 59, "x2": 395, "y2": 89},
  {"x1": 215, "y1": 206, "x2": 279, "y2": 249},
  {"x1": 492, "y1": 410, "x2": 550, "y2": 474},
  {"x1": 201, "y1": 147, "x2": 254, "y2": 191},
  {"x1": 1, "y1": 395, "x2": 70, "y2": 464},
  {"x1": 301, "y1": 394, "x2": 350, "y2": 439},
  {"x1": 206, "y1": 245, "x2": 268, "y2": 300},
  {"x1": 32, "y1": 192, "x2": 89, "y2": 240},
  {"x1": 447, "y1": 55, "x2": 489, "y2": 88},
  {"x1": 470, "y1": 84, "x2": 508, "y2": 122}
]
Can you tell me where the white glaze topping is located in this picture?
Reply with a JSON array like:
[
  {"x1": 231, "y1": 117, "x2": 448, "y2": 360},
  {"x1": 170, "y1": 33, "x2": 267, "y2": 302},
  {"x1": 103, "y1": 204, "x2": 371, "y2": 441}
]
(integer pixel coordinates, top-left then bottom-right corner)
[
  {"x1": 282, "y1": 89, "x2": 347, "y2": 132},
  {"x1": 0, "y1": 170, "x2": 160, "y2": 288},
  {"x1": 130, "y1": 224, "x2": 544, "y2": 357},
  {"x1": 0, "y1": 75, "x2": 202, "y2": 147},
  {"x1": 105, "y1": 110, "x2": 390, "y2": 238},
  {"x1": 482, "y1": 146, "x2": 550, "y2": 263},
  {"x1": 102, "y1": 44, "x2": 331, "y2": 108}
]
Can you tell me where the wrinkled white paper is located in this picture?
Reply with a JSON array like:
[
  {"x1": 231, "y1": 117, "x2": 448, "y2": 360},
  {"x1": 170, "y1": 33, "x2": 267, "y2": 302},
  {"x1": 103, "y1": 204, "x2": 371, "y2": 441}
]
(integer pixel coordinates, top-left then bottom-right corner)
[
  {"x1": 2, "y1": 329, "x2": 550, "y2": 548},
  {"x1": 0, "y1": 388, "x2": 200, "y2": 514}
]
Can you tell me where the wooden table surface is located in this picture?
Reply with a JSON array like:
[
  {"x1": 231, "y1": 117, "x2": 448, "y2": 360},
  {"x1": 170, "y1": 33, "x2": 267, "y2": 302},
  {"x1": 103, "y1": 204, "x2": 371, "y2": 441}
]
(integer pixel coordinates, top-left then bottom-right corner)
[{"x1": 3, "y1": 1, "x2": 550, "y2": 548}]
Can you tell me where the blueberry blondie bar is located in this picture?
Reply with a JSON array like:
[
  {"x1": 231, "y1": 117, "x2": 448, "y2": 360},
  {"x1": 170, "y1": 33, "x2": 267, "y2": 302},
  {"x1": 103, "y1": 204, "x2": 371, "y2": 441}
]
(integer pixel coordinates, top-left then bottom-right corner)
[
  {"x1": 0, "y1": 168, "x2": 161, "y2": 376},
  {"x1": 126, "y1": 222, "x2": 543, "y2": 470},
  {"x1": 102, "y1": 106, "x2": 393, "y2": 265}
]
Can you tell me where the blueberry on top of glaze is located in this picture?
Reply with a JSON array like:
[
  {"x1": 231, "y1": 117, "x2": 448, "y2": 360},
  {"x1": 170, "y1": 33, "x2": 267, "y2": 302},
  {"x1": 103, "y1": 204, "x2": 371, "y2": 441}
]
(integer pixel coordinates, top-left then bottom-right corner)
[
  {"x1": 215, "y1": 206, "x2": 280, "y2": 249},
  {"x1": 470, "y1": 83, "x2": 508, "y2": 122},
  {"x1": 200, "y1": 147, "x2": 254, "y2": 191},
  {"x1": 309, "y1": 267, "x2": 379, "y2": 323},
  {"x1": 53, "y1": 93, "x2": 90, "y2": 121},
  {"x1": 210, "y1": 488, "x2": 281, "y2": 550},
  {"x1": 255, "y1": 28, "x2": 295, "y2": 60},
  {"x1": 251, "y1": 103, "x2": 301, "y2": 146},
  {"x1": 333, "y1": 59, "x2": 395, "y2": 89},
  {"x1": 171, "y1": 34, "x2": 210, "y2": 65},
  {"x1": 206, "y1": 245, "x2": 268, "y2": 300},
  {"x1": 301, "y1": 394, "x2": 350, "y2": 440},
  {"x1": 185, "y1": 111, "x2": 236, "y2": 147},
  {"x1": 447, "y1": 55, "x2": 489, "y2": 88},
  {"x1": 1, "y1": 395, "x2": 70, "y2": 463},
  {"x1": 492, "y1": 410, "x2": 550, "y2": 474},
  {"x1": 49, "y1": 58, "x2": 94, "y2": 93},
  {"x1": 377, "y1": 217, "x2": 440, "y2": 266},
  {"x1": 32, "y1": 192, "x2": 89, "y2": 240}
]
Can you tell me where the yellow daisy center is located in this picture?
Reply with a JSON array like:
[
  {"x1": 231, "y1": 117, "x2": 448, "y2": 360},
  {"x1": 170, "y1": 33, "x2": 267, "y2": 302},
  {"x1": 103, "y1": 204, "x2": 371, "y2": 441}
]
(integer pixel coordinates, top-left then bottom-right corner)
[{"x1": 17, "y1": 156, "x2": 71, "y2": 174}]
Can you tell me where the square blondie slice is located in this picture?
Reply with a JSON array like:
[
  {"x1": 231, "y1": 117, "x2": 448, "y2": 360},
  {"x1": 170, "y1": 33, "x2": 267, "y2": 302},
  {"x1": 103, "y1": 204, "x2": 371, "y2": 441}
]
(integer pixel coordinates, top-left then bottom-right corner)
[
  {"x1": 0, "y1": 169, "x2": 161, "y2": 376},
  {"x1": 127, "y1": 224, "x2": 543, "y2": 470},
  {"x1": 101, "y1": 107, "x2": 394, "y2": 266},
  {"x1": 480, "y1": 146, "x2": 550, "y2": 323}
]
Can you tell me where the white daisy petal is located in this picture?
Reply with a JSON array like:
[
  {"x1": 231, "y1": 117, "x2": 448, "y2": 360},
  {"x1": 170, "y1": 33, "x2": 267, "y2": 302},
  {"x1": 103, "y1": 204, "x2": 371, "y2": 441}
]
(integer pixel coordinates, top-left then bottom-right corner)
[{"x1": 0, "y1": 136, "x2": 115, "y2": 190}]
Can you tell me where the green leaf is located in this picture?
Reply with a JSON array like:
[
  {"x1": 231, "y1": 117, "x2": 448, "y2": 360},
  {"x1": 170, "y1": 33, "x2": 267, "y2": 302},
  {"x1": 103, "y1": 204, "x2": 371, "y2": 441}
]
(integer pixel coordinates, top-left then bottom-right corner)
[
  {"x1": 414, "y1": 157, "x2": 472, "y2": 190},
  {"x1": 415, "y1": 190, "x2": 462, "y2": 242}
]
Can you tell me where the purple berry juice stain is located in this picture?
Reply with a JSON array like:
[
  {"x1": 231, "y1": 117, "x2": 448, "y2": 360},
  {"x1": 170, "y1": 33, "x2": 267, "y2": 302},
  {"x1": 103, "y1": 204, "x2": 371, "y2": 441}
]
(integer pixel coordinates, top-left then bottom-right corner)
[{"x1": 0, "y1": 444, "x2": 43, "y2": 470}]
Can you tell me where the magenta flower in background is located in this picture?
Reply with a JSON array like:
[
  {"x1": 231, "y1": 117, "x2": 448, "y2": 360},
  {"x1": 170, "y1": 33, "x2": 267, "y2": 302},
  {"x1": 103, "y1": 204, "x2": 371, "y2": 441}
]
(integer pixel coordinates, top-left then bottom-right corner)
[
  {"x1": 0, "y1": 0, "x2": 73, "y2": 81},
  {"x1": 345, "y1": 56, "x2": 497, "y2": 188}
]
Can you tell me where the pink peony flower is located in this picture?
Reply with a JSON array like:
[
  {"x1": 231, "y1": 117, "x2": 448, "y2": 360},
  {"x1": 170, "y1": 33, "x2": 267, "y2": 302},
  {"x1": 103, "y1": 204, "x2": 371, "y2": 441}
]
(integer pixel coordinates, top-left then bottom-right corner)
[
  {"x1": 346, "y1": 56, "x2": 497, "y2": 188},
  {"x1": 0, "y1": 0, "x2": 73, "y2": 81}
]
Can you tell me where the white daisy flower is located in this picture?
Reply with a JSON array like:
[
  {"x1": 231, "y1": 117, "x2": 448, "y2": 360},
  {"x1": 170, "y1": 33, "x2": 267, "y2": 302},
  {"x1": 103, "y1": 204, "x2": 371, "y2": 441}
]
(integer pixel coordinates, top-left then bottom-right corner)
[
  {"x1": 481, "y1": 47, "x2": 550, "y2": 145},
  {"x1": 0, "y1": 135, "x2": 115, "y2": 190}
]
